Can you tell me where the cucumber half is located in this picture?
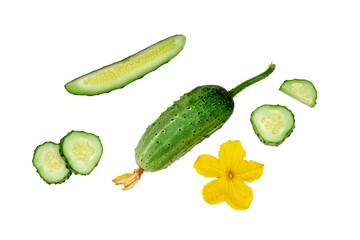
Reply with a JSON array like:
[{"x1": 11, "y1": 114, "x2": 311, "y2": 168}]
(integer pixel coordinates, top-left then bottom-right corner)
[
  {"x1": 251, "y1": 104, "x2": 295, "y2": 146},
  {"x1": 65, "y1": 34, "x2": 186, "y2": 96},
  {"x1": 33, "y1": 142, "x2": 72, "y2": 184},
  {"x1": 60, "y1": 131, "x2": 103, "y2": 175},
  {"x1": 279, "y1": 79, "x2": 317, "y2": 107}
]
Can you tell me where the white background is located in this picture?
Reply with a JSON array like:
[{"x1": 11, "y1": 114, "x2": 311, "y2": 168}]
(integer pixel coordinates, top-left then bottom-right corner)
[{"x1": 1, "y1": 0, "x2": 359, "y2": 239}]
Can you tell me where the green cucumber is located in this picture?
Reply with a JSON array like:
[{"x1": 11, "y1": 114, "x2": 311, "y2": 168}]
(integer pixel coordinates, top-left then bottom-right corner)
[
  {"x1": 60, "y1": 131, "x2": 103, "y2": 175},
  {"x1": 113, "y1": 63, "x2": 276, "y2": 190},
  {"x1": 279, "y1": 79, "x2": 317, "y2": 107},
  {"x1": 250, "y1": 104, "x2": 295, "y2": 146},
  {"x1": 135, "y1": 85, "x2": 235, "y2": 172},
  {"x1": 65, "y1": 34, "x2": 186, "y2": 96},
  {"x1": 33, "y1": 142, "x2": 72, "y2": 184}
]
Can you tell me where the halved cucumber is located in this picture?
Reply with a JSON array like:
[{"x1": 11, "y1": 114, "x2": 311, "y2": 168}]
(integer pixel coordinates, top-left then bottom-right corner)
[
  {"x1": 251, "y1": 104, "x2": 295, "y2": 146},
  {"x1": 65, "y1": 34, "x2": 186, "y2": 96},
  {"x1": 60, "y1": 131, "x2": 103, "y2": 175},
  {"x1": 32, "y1": 142, "x2": 72, "y2": 184},
  {"x1": 279, "y1": 79, "x2": 317, "y2": 107}
]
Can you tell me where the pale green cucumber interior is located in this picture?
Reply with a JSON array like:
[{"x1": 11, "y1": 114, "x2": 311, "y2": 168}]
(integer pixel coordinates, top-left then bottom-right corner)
[
  {"x1": 280, "y1": 79, "x2": 317, "y2": 107},
  {"x1": 33, "y1": 142, "x2": 71, "y2": 183},
  {"x1": 65, "y1": 34, "x2": 186, "y2": 95},
  {"x1": 251, "y1": 105, "x2": 294, "y2": 145},
  {"x1": 61, "y1": 131, "x2": 103, "y2": 175}
]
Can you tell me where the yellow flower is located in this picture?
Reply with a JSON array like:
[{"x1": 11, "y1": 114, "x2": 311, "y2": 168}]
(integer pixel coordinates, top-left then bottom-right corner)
[{"x1": 194, "y1": 140, "x2": 264, "y2": 210}]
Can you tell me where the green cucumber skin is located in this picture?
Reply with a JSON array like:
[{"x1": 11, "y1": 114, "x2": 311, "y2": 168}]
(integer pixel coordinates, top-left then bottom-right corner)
[
  {"x1": 59, "y1": 131, "x2": 103, "y2": 175},
  {"x1": 32, "y1": 142, "x2": 72, "y2": 184},
  {"x1": 250, "y1": 104, "x2": 295, "y2": 147},
  {"x1": 135, "y1": 85, "x2": 234, "y2": 172},
  {"x1": 65, "y1": 34, "x2": 186, "y2": 96}
]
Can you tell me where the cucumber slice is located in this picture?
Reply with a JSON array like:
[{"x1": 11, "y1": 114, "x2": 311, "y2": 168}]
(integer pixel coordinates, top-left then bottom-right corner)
[
  {"x1": 279, "y1": 79, "x2": 317, "y2": 107},
  {"x1": 32, "y1": 142, "x2": 72, "y2": 184},
  {"x1": 65, "y1": 34, "x2": 186, "y2": 96},
  {"x1": 250, "y1": 104, "x2": 295, "y2": 146},
  {"x1": 60, "y1": 131, "x2": 103, "y2": 175}
]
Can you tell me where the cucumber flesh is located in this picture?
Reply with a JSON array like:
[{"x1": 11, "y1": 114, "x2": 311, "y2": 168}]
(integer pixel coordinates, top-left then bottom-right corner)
[
  {"x1": 60, "y1": 131, "x2": 103, "y2": 175},
  {"x1": 33, "y1": 142, "x2": 72, "y2": 184},
  {"x1": 279, "y1": 79, "x2": 317, "y2": 107},
  {"x1": 65, "y1": 34, "x2": 186, "y2": 96},
  {"x1": 251, "y1": 104, "x2": 295, "y2": 146}
]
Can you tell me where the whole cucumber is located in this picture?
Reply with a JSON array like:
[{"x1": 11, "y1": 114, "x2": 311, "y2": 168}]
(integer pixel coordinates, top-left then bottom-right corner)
[
  {"x1": 113, "y1": 63, "x2": 275, "y2": 190},
  {"x1": 136, "y1": 85, "x2": 234, "y2": 172}
]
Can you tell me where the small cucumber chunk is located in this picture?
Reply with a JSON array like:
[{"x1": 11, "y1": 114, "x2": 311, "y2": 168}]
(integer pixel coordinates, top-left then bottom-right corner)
[
  {"x1": 65, "y1": 34, "x2": 186, "y2": 96},
  {"x1": 279, "y1": 79, "x2": 317, "y2": 107},
  {"x1": 251, "y1": 104, "x2": 295, "y2": 146},
  {"x1": 33, "y1": 142, "x2": 72, "y2": 184},
  {"x1": 60, "y1": 131, "x2": 103, "y2": 175}
]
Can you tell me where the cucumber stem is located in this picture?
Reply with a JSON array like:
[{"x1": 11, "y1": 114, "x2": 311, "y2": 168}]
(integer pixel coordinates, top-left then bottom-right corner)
[{"x1": 228, "y1": 63, "x2": 276, "y2": 98}]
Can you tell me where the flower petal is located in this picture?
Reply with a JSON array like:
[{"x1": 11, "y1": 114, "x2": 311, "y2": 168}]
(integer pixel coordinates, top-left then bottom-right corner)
[
  {"x1": 225, "y1": 178, "x2": 253, "y2": 210},
  {"x1": 194, "y1": 154, "x2": 226, "y2": 178},
  {"x1": 233, "y1": 160, "x2": 264, "y2": 183},
  {"x1": 219, "y1": 140, "x2": 246, "y2": 171},
  {"x1": 202, "y1": 177, "x2": 228, "y2": 205}
]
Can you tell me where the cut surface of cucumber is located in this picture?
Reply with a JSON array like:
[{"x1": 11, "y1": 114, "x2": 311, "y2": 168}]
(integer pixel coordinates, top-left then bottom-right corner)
[
  {"x1": 33, "y1": 142, "x2": 72, "y2": 184},
  {"x1": 65, "y1": 34, "x2": 186, "y2": 96},
  {"x1": 60, "y1": 131, "x2": 103, "y2": 175},
  {"x1": 279, "y1": 79, "x2": 317, "y2": 107},
  {"x1": 251, "y1": 104, "x2": 295, "y2": 146}
]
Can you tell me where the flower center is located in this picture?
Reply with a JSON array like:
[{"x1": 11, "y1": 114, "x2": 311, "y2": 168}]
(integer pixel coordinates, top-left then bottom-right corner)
[{"x1": 228, "y1": 171, "x2": 234, "y2": 179}]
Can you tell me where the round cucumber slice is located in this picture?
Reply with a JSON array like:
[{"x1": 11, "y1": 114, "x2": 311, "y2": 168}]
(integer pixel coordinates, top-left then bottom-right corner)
[
  {"x1": 32, "y1": 142, "x2": 72, "y2": 184},
  {"x1": 251, "y1": 104, "x2": 295, "y2": 146},
  {"x1": 60, "y1": 131, "x2": 103, "y2": 175}
]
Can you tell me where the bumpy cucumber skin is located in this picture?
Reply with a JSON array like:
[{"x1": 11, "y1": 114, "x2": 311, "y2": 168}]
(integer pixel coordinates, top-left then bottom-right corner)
[
  {"x1": 59, "y1": 131, "x2": 103, "y2": 175},
  {"x1": 135, "y1": 85, "x2": 234, "y2": 172},
  {"x1": 65, "y1": 34, "x2": 186, "y2": 96},
  {"x1": 250, "y1": 104, "x2": 295, "y2": 147},
  {"x1": 279, "y1": 79, "x2": 317, "y2": 107},
  {"x1": 32, "y1": 142, "x2": 72, "y2": 184}
]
